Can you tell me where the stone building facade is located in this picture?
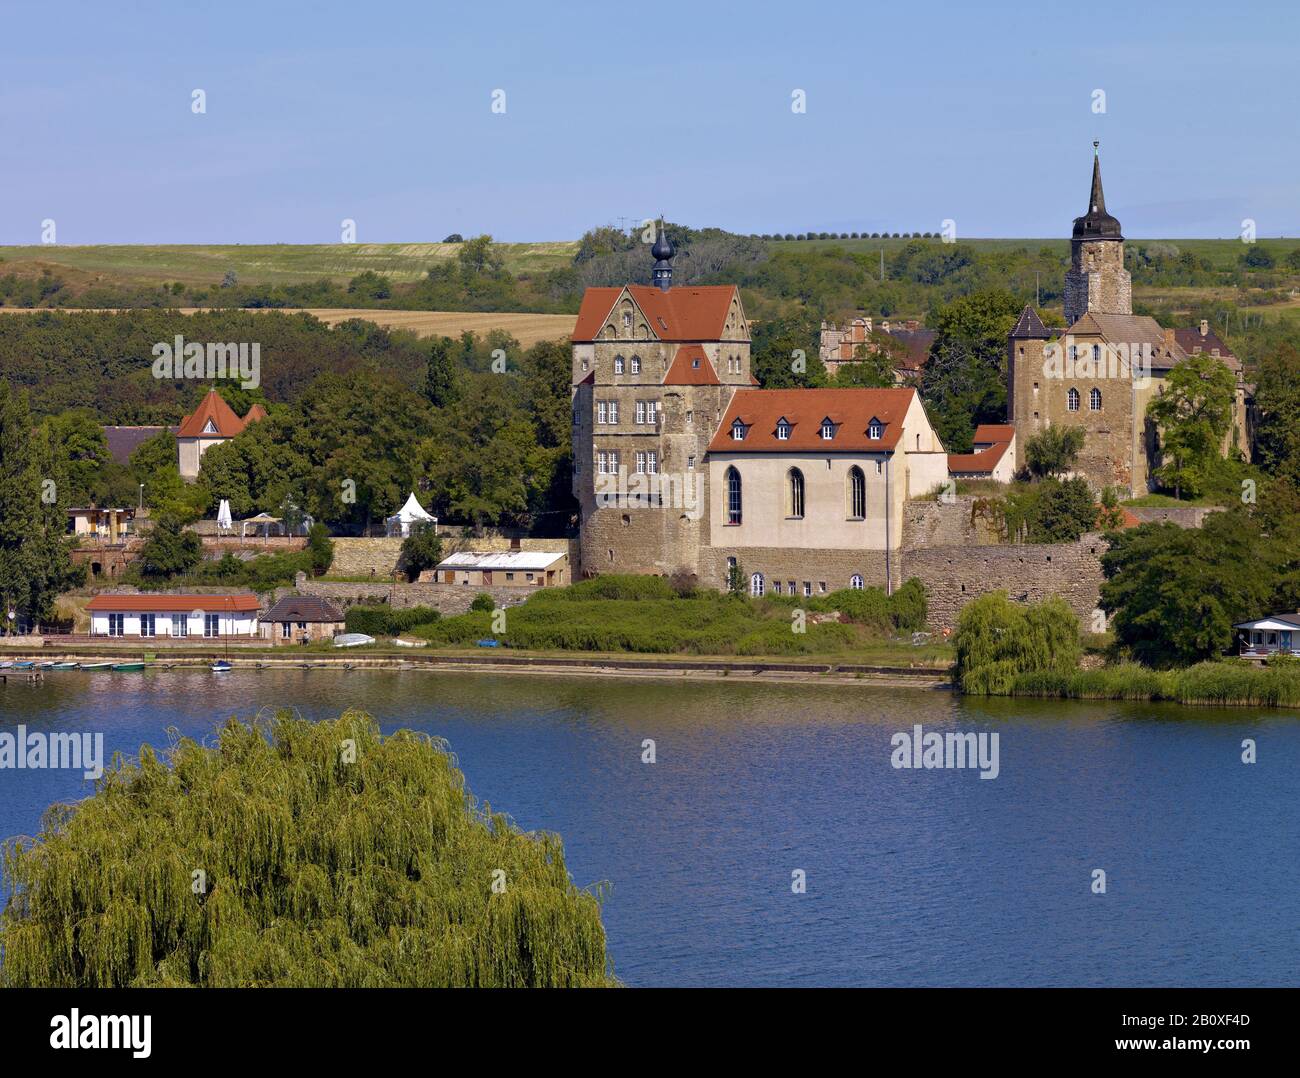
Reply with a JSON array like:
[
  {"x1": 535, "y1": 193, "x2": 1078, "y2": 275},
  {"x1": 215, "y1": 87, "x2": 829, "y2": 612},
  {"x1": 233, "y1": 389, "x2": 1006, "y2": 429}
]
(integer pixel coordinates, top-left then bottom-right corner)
[{"x1": 1007, "y1": 148, "x2": 1250, "y2": 495}]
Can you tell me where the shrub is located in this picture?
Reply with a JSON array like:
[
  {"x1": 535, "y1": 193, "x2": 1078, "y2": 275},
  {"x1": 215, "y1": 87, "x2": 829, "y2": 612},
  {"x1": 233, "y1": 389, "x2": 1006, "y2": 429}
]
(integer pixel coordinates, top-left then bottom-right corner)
[
  {"x1": 345, "y1": 604, "x2": 440, "y2": 636},
  {"x1": 469, "y1": 593, "x2": 495, "y2": 613}
]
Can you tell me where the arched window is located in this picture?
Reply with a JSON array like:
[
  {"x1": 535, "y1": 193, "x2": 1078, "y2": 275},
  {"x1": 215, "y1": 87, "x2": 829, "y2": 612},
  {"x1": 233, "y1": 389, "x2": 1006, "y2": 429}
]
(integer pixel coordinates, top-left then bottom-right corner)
[
  {"x1": 726, "y1": 467, "x2": 742, "y2": 525},
  {"x1": 1090, "y1": 387, "x2": 1102, "y2": 411},
  {"x1": 788, "y1": 468, "x2": 805, "y2": 518},
  {"x1": 1067, "y1": 387, "x2": 1080, "y2": 412},
  {"x1": 750, "y1": 572, "x2": 764, "y2": 597},
  {"x1": 848, "y1": 466, "x2": 866, "y2": 520},
  {"x1": 850, "y1": 574, "x2": 864, "y2": 590},
  {"x1": 1092, "y1": 344, "x2": 1101, "y2": 363},
  {"x1": 630, "y1": 356, "x2": 641, "y2": 374},
  {"x1": 614, "y1": 355, "x2": 625, "y2": 374}
]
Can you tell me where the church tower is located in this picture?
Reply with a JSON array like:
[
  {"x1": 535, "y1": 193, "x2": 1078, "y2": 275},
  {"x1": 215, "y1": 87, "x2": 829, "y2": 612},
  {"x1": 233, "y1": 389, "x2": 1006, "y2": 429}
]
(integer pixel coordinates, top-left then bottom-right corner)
[{"x1": 1062, "y1": 143, "x2": 1131, "y2": 326}]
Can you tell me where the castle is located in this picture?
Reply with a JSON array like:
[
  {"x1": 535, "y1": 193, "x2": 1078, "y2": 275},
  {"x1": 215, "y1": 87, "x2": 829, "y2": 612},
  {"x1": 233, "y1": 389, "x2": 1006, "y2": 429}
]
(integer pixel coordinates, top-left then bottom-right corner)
[
  {"x1": 571, "y1": 225, "x2": 947, "y2": 593},
  {"x1": 1007, "y1": 147, "x2": 1251, "y2": 495},
  {"x1": 572, "y1": 151, "x2": 1251, "y2": 589}
]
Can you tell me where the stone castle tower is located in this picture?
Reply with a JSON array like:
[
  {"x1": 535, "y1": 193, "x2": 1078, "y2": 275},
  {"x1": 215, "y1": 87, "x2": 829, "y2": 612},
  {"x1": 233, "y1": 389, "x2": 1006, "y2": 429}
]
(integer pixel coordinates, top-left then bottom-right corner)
[
  {"x1": 1062, "y1": 144, "x2": 1131, "y2": 326},
  {"x1": 570, "y1": 223, "x2": 752, "y2": 578}
]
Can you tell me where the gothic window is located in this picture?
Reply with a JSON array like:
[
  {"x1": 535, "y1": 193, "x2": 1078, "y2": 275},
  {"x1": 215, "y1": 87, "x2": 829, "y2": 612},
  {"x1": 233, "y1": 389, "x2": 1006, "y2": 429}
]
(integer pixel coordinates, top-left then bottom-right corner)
[
  {"x1": 850, "y1": 574, "x2": 864, "y2": 590},
  {"x1": 848, "y1": 466, "x2": 866, "y2": 520},
  {"x1": 614, "y1": 356, "x2": 625, "y2": 374},
  {"x1": 630, "y1": 356, "x2": 641, "y2": 374},
  {"x1": 727, "y1": 467, "x2": 742, "y2": 525},
  {"x1": 1068, "y1": 387, "x2": 1080, "y2": 412},
  {"x1": 1090, "y1": 387, "x2": 1102, "y2": 411},
  {"x1": 788, "y1": 468, "x2": 805, "y2": 518},
  {"x1": 750, "y1": 572, "x2": 764, "y2": 597}
]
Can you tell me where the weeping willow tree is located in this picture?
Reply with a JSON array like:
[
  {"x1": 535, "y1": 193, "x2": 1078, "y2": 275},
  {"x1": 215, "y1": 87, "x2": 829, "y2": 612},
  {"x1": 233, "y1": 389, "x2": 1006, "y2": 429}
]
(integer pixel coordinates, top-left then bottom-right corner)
[
  {"x1": 0, "y1": 711, "x2": 616, "y2": 987},
  {"x1": 953, "y1": 590, "x2": 1081, "y2": 695}
]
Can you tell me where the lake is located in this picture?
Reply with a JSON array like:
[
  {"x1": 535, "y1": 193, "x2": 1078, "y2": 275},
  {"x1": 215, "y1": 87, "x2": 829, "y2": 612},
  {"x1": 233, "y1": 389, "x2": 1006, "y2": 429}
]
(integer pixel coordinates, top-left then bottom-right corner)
[{"x1": 1, "y1": 667, "x2": 1297, "y2": 986}]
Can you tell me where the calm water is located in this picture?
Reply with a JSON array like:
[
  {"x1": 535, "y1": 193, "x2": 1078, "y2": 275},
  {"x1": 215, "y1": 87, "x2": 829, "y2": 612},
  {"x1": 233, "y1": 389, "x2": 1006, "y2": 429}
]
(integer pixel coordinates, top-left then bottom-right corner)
[{"x1": 1, "y1": 668, "x2": 1297, "y2": 986}]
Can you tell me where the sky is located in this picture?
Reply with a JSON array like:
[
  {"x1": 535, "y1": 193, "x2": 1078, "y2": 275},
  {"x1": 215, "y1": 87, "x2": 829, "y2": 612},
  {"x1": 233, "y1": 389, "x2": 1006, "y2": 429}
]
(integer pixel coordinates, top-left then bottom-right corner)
[{"x1": 1, "y1": 0, "x2": 1297, "y2": 244}]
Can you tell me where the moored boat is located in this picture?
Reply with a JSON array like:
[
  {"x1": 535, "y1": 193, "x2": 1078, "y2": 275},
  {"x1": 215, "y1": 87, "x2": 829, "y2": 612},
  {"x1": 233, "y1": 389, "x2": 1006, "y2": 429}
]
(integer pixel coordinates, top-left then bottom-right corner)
[
  {"x1": 13, "y1": 661, "x2": 34, "y2": 669},
  {"x1": 79, "y1": 661, "x2": 114, "y2": 670},
  {"x1": 51, "y1": 661, "x2": 79, "y2": 670},
  {"x1": 211, "y1": 660, "x2": 233, "y2": 672},
  {"x1": 111, "y1": 662, "x2": 146, "y2": 672}
]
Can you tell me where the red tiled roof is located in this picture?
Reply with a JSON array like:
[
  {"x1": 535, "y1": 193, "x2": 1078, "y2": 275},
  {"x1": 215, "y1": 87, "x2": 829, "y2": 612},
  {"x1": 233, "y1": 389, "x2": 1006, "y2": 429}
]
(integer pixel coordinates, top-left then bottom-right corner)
[
  {"x1": 176, "y1": 390, "x2": 247, "y2": 439},
  {"x1": 87, "y1": 593, "x2": 261, "y2": 612},
  {"x1": 948, "y1": 443, "x2": 1011, "y2": 474},
  {"x1": 243, "y1": 403, "x2": 268, "y2": 422},
  {"x1": 709, "y1": 388, "x2": 917, "y2": 453},
  {"x1": 572, "y1": 285, "x2": 740, "y2": 342},
  {"x1": 972, "y1": 424, "x2": 1015, "y2": 445},
  {"x1": 663, "y1": 344, "x2": 721, "y2": 385}
]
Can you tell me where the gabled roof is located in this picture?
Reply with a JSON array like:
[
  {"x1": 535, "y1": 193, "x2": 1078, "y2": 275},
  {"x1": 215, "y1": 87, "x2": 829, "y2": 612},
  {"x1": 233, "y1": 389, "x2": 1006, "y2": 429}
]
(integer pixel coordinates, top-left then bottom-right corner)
[
  {"x1": 1172, "y1": 327, "x2": 1241, "y2": 372},
  {"x1": 262, "y1": 596, "x2": 345, "y2": 622},
  {"x1": 709, "y1": 388, "x2": 918, "y2": 452},
  {"x1": 974, "y1": 424, "x2": 1015, "y2": 442},
  {"x1": 663, "y1": 344, "x2": 721, "y2": 385},
  {"x1": 572, "y1": 284, "x2": 741, "y2": 342},
  {"x1": 1067, "y1": 312, "x2": 1173, "y2": 351},
  {"x1": 103, "y1": 425, "x2": 172, "y2": 465},
  {"x1": 1234, "y1": 614, "x2": 1300, "y2": 630},
  {"x1": 176, "y1": 390, "x2": 265, "y2": 440},
  {"x1": 1010, "y1": 305, "x2": 1051, "y2": 339},
  {"x1": 436, "y1": 551, "x2": 567, "y2": 571},
  {"x1": 87, "y1": 593, "x2": 260, "y2": 612}
]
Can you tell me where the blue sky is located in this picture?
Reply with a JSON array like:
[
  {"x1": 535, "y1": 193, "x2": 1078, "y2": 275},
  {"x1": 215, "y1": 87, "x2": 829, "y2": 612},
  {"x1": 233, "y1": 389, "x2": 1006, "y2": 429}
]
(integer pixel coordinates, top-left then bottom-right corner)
[{"x1": 1, "y1": 0, "x2": 1296, "y2": 244}]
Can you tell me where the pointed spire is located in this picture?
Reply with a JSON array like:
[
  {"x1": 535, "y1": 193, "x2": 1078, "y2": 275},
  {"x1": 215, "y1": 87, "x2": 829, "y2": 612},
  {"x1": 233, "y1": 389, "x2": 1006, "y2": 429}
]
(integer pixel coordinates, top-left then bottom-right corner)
[
  {"x1": 1072, "y1": 142, "x2": 1122, "y2": 241},
  {"x1": 1089, "y1": 140, "x2": 1106, "y2": 215},
  {"x1": 651, "y1": 218, "x2": 675, "y2": 292}
]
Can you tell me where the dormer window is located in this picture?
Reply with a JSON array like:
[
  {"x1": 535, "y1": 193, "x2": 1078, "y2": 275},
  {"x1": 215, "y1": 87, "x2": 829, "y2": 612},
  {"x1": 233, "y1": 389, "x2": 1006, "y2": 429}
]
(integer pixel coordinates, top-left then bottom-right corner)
[
  {"x1": 776, "y1": 418, "x2": 791, "y2": 441},
  {"x1": 202, "y1": 419, "x2": 219, "y2": 434},
  {"x1": 731, "y1": 419, "x2": 747, "y2": 441},
  {"x1": 868, "y1": 419, "x2": 883, "y2": 440},
  {"x1": 820, "y1": 419, "x2": 835, "y2": 440},
  {"x1": 614, "y1": 356, "x2": 625, "y2": 374},
  {"x1": 692, "y1": 358, "x2": 700, "y2": 368}
]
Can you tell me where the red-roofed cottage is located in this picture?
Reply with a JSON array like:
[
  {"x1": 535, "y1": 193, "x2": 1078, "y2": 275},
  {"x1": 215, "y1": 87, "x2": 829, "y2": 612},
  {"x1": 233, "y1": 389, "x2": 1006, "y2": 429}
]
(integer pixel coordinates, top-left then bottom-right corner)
[
  {"x1": 177, "y1": 389, "x2": 266, "y2": 479},
  {"x1": 86, "y1": 593, "x2": 260, "y2": 638},
  {"x1": 947, "y1": 424, "x2": 1017, "y2": 482}
]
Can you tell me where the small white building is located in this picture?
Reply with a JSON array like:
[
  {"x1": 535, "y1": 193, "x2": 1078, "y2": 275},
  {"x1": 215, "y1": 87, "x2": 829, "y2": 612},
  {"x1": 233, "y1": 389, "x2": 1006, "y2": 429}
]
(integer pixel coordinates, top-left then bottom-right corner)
[
  {"x1": 947, "y1": 424, "x2": 1017, "y2": 483},
  {"x1": 1233, "y1": 613, "x2": 1300, "y2": 658},
  {"x1": 431, "y1": 551, "x2": 569, "y2": 587},
  {"x1": 86, "y1": 594, "x2": 260, "y2": 638}
]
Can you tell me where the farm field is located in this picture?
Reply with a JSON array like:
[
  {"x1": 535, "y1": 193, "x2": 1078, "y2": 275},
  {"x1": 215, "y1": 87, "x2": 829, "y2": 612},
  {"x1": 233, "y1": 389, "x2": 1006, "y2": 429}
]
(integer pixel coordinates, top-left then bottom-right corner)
[
  {"x1": 0, "y1": 306, "x2": 578, "y2": 346},
  {"x1": 0, "y1": 241, "x2": 579, "y2": 285}
]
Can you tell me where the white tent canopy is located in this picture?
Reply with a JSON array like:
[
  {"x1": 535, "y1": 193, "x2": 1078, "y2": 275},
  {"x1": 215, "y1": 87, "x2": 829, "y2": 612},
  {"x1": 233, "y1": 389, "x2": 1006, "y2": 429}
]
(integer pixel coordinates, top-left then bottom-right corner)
[
  {"x1": 240, "y1": 512, "x2": 281, "y2": 539},
  {"x1": 385, "y1": 492, "x2": 436, "y2": 538},
  {"x1": 216, "y1": 499, "x2": 233, "y2": 534}
]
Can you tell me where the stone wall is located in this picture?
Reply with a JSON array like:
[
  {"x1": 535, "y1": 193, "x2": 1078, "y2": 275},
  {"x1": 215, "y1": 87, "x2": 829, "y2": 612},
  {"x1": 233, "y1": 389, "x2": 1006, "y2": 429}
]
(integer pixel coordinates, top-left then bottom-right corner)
[
  {"x1": 901, "y1": 496, "x2": 1000, "y2": 548},
  {"x1": 900, "y1": 534, "x2": 1108, "y2": 631},
  {"x1": 702, "y1": 546, "x2": 897, "y2": 594},
  {"x1": 326, "y1": 535, "x2": 576, "y2": 579},
  {"x1": 1127, "y1": 506, "x2": 1221, "y2": 528},
  {"x1": 278, "y1": 579, "x2": 535, "y2": 617}
]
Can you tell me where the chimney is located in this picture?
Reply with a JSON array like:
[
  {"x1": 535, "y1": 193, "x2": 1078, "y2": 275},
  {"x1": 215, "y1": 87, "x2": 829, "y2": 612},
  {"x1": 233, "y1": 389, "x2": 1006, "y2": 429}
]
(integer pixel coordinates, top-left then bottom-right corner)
[
  {"x1": 1163, "y1": 328, "x2": 1175, "y2": 346},
  {"x1": 1199, "y1": 319, "x2": 1209, "y2": 337}
]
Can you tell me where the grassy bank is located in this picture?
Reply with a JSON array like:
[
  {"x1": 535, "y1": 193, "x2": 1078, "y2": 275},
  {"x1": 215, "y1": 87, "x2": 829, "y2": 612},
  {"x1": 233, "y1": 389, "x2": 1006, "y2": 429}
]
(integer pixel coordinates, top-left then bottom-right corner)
[
  {"x1": 995, "y1": 660, "x2": 1300, "y2": 708},
  {"x1": 390, "y1": 575, "x2": 942, "y2": 661}
]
